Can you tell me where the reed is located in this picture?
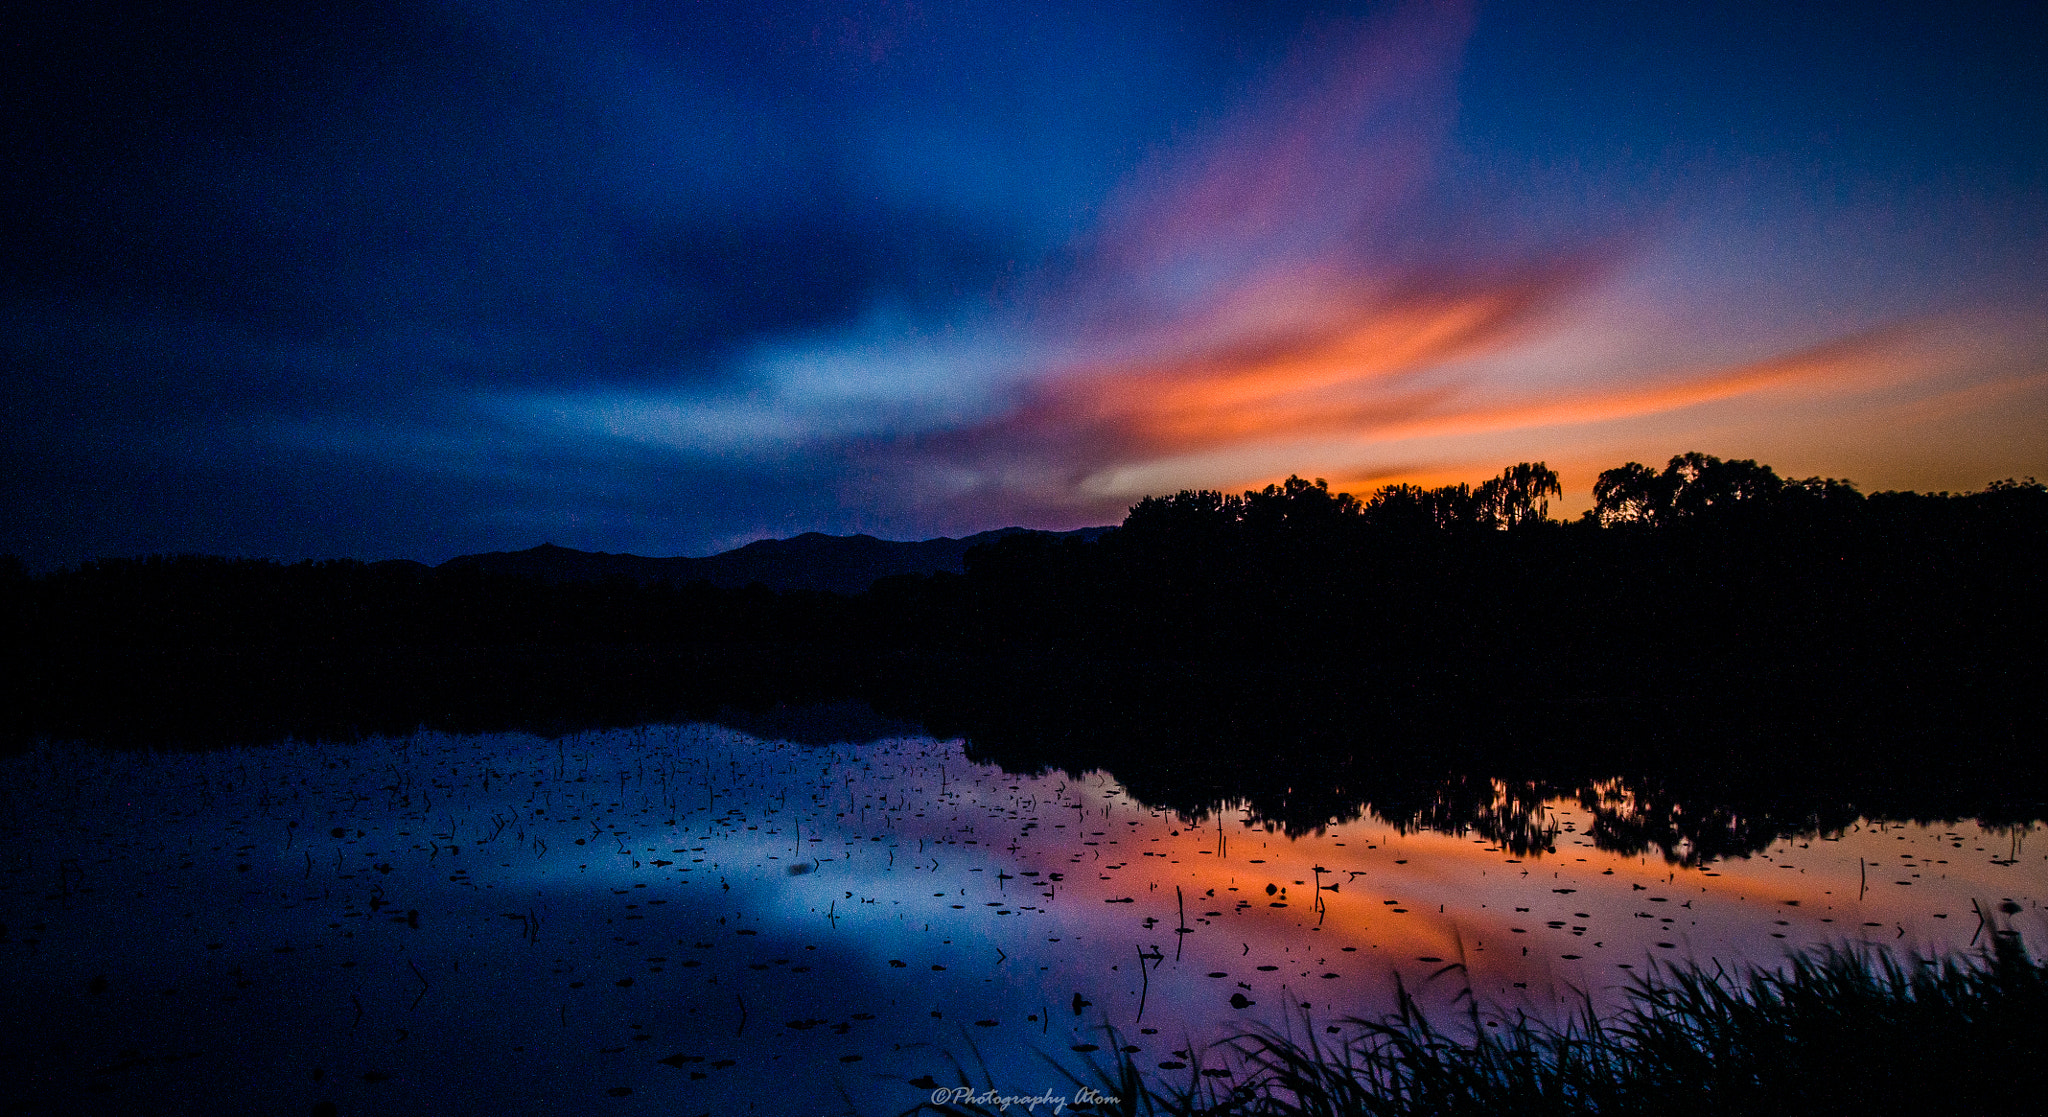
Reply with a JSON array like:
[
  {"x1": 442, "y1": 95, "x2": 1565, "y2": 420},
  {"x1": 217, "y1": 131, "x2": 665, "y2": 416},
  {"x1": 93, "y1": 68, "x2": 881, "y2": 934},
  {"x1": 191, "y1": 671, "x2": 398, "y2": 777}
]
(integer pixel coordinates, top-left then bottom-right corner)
[{"x1": 903, "y1": 932, "x2": 2048, "y2": 1116}]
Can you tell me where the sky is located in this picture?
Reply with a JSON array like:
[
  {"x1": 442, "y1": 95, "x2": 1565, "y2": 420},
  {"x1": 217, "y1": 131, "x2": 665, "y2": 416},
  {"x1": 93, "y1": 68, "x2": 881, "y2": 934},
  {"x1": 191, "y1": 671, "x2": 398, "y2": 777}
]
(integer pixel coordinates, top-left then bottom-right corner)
[{"x1": 4, "y1": 0, "x2": 2045, "y2": 568}]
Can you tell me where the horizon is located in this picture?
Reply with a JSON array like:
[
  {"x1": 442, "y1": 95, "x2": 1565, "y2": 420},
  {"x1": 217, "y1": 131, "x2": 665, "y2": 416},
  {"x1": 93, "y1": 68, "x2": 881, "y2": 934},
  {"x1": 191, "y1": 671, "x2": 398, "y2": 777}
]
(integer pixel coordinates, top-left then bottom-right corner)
[
  {"x1": 6, "y1": 2, "x2": 2045, "y2": 571},
  {"x1": 10, "y1": 522, "x2": 1119, "y2": 574},
  {"x1": 15, "y1": 457, "x2": 2036, "y2": 574}
]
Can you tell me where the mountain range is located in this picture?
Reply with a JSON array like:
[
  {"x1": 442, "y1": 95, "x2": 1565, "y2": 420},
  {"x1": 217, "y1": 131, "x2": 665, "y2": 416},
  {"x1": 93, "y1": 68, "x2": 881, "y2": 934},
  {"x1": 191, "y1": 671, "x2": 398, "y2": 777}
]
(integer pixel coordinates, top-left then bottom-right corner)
[{"x1": 422, "y1": 527, "x2": 1113, "y2": 596}]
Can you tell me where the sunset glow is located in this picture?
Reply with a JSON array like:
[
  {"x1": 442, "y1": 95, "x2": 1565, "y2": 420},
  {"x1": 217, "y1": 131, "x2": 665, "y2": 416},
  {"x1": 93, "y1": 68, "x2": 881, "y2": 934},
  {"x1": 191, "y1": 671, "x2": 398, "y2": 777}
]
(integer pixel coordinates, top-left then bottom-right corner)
[{"x1": 4, "y1": 2, "x2": 2043, "y2": 564}]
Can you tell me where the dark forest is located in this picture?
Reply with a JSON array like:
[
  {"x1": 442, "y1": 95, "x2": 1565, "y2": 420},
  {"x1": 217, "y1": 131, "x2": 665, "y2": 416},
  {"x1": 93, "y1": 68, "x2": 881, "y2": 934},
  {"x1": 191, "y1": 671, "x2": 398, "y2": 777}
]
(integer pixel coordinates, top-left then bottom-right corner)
[{"x1": 6, "y1": 453, "x2": 2043, "y2": 852}]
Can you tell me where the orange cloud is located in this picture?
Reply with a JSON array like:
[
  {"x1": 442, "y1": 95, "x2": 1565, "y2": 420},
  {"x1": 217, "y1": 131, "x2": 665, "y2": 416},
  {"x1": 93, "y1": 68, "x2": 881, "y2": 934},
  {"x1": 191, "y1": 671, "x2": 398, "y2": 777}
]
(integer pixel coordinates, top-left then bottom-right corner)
[
  {"x1": 1373, "y1": 321, "x2": 1948, "y2": 443},
  {"x1": 1087, "y1": 287, "x2": 1555, "y2": 446},
  {"x1": 918, "y1": 310, "x2": 2027, "y2": 518},
  {"x1": 939, "y1": 265, "x2": 1591, "y2": 465}
]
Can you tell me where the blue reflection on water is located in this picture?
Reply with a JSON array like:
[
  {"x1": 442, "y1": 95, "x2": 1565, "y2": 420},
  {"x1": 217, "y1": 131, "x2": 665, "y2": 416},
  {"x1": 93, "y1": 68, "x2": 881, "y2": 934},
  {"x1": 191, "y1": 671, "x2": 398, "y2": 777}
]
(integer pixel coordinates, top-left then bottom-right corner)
[{"x1": 3, "y1": 722, "x2": 2042, "y2": 1115}]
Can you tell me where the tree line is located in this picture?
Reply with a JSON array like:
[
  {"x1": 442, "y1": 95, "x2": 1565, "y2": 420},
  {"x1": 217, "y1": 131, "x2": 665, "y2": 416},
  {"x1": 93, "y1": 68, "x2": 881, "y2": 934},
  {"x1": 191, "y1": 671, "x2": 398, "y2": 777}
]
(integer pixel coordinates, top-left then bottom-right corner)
[{"x1": 2, "y1": 452, "x2": 2043, "y2": 753}]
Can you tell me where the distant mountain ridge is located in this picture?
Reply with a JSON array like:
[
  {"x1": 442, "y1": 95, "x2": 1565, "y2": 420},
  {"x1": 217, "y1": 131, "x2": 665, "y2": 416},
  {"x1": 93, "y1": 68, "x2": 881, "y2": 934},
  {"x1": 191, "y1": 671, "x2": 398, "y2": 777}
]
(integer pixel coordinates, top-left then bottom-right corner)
[{"x1": 435, "y1": 527, "x2": 1113, "y2": 595}]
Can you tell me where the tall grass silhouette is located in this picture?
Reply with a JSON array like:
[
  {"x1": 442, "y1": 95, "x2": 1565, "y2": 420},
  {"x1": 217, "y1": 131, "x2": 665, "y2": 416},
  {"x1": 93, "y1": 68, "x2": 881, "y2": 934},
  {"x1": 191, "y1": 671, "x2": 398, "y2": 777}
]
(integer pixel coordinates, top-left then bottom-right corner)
[{"x1": 903, "y1": 931, "x2": 2048, "y2": 1116}]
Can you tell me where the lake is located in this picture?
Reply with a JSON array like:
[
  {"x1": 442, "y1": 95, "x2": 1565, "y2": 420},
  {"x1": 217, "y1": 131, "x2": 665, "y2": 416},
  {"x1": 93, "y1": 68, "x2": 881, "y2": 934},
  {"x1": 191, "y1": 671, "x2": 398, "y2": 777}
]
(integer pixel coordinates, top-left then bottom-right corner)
[{"x1": 3, "y1": 716, "x2": 2042, "y2": 1116}]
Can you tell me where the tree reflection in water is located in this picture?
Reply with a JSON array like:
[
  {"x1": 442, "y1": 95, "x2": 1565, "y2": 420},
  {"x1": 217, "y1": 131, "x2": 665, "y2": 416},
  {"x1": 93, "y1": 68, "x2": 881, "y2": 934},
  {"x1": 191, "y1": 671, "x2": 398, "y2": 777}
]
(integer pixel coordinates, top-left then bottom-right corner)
[{"x1": 891, "y1": 667, "x2": 2044, "y2": 867}]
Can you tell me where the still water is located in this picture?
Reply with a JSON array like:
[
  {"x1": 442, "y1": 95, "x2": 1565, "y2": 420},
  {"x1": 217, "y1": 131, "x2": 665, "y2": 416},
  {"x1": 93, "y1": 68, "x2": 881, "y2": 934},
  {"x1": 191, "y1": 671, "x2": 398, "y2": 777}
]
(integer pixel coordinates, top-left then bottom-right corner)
[{"x1": 4, "y1": 720, "x2": 2042, "y2": 1115}]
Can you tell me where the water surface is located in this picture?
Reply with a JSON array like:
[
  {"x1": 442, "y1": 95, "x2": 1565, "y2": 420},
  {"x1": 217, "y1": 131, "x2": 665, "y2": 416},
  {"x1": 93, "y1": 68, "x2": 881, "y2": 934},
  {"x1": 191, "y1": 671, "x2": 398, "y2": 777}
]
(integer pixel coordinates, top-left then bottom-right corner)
[{"x1": 4, "y1": 723, "x2": 2041, "y2": 1115}]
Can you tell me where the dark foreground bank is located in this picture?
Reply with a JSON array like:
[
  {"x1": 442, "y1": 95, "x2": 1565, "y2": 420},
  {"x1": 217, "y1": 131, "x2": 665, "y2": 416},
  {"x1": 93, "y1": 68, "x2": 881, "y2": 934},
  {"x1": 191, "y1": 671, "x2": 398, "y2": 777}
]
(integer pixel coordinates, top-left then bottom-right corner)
[
  {"x1": 913, "y1": 933, "x2": 2048, "y2": 1117},
  {"x1": 4, "y1": 456, "x2": 2045, "y2": 861},
  {"x1": 7, "y1": 457, "x2": 2045, "y2": 749}
]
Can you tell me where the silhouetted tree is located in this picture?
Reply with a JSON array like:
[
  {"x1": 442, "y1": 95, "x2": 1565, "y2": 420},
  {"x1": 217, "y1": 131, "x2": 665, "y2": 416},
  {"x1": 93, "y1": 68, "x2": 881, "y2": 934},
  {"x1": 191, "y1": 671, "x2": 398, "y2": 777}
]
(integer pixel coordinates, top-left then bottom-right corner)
[
  {"x1": 1592, "y1": 453, "x2": 1793, "y2": 527},
  {"x1": 1591, "y1": 461, "x2": 1664, "y2": 526},
  {"x1": 1774, "y1": 474, "x2": 1865, "y2": 524},
  {"x1": 1475, "y1": 462, "x2": 1562, "y2": 529},
  {"x1": 1122, "y1": 488, "x2": 1245, "y2": 535},
  {"x1": 1665, "y1": 452, "x2": 1783, "y2": 520},
  {"x1": 1363, "y1": 483, "x2": 1481, "y2": 532},
  {"x1": 1242, "y1": 475, "x2": 1361, "y2": 532},
  {"x1": 1360, "y1": 484, "x2": 1433, "y2": 532}
]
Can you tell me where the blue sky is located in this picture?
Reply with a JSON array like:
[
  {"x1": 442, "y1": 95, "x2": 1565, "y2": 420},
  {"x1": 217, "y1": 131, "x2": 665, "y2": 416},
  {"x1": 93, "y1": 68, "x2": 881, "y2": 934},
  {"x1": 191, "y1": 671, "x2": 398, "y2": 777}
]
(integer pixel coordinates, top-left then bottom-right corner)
[{"x1": 4, "y1": 0, "x2": 2044, "y2": 568}]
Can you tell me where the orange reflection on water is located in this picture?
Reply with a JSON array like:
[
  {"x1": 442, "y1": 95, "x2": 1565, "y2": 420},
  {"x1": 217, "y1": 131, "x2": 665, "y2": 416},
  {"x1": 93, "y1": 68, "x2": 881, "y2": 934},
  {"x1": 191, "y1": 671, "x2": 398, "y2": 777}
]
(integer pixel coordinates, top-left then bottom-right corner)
[{"x1": 998, "y1": 781, "x2": 2046, "y2": 1031}]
